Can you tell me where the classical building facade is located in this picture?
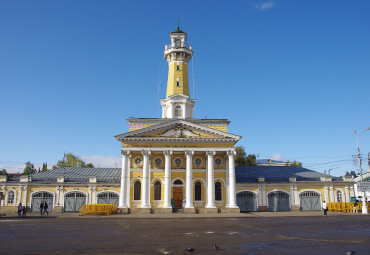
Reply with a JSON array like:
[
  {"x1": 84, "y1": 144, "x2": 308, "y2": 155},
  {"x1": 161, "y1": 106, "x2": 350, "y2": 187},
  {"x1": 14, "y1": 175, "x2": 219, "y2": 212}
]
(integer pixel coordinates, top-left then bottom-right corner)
[
  {"x1": 114, "y1": 27, "x2": 241, "y2": 213},
  {"x1": 0, "y1": 27, "x2": 356, "y2": 214}
]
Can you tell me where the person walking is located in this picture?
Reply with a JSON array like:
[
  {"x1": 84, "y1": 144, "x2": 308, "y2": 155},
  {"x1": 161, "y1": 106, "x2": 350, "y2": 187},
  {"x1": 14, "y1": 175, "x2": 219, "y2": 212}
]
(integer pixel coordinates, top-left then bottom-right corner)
[
  {"x1": 22, "y1": 206, "x2": 27, "y2": 218},
  {"x1": 353, "y1": 200, "x2": 358, "y2": 213},
  {"x1": 43, "y1": 201, "x2": 49, "y2": 215},
  {"x1": 17, "y1": 203, "x2": 23, "y2": 218},
  {"x1": 322, "y1": 200, "x2": 328, "y2": 216},
  {"x1": 39, "y1": 201, "x2": 44, "y2": 215}
]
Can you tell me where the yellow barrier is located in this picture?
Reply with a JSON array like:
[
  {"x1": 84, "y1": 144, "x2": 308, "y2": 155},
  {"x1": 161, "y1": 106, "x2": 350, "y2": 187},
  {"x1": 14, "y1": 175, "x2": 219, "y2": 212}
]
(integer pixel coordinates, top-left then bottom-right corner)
[
  {"x1": 79, "y1": 204, "x2": 117, "y2": 216},
  {"x1": 327, "y1": 202, "x2": 370, "y2": 213}
]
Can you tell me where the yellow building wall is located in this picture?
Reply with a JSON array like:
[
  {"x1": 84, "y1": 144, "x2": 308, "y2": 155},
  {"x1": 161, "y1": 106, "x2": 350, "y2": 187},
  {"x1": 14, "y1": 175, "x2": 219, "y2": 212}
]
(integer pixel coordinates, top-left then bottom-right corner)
[{"x1": 166, "y1": 62, "x2": 189, "y2": 97}]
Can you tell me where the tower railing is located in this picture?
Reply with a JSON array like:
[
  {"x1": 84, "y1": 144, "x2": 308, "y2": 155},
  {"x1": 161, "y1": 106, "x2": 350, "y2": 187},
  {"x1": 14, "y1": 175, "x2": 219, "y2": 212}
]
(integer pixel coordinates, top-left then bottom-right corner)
[{"x1": 165, "y1": 43, "x2": 192, "y2": 50}]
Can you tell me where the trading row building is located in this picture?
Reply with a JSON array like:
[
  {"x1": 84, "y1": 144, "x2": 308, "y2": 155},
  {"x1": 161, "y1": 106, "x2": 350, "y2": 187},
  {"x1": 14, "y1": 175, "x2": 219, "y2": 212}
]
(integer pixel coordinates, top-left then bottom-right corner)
[{"x1": 0, "y1": 28, "x2": 355, "y2": 214}]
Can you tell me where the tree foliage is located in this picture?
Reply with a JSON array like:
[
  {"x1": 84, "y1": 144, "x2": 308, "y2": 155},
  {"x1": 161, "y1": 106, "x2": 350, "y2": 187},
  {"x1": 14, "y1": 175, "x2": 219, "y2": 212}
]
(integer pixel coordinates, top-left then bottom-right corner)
[
  {"x1": 41, "y1": 162, "x2": 48, "y2": 172},
  {"x1": 23, "y1": 161, "x2": 37, "y2": 175},
  {"x1": 345, "y1": 171, "x2": 358, "y2": 178},
  {"x1": 0, "y1": 169, "x2": 8, "y2": 176},
  {"x1": 235, "y1": 146, "x2": 256, "y2": 166},
  {"x1": 285, "y1": 160, "x2": 303, "y2": 167},
  {"x1": 53, "y1": 153, "x2": 95, "y2": 169}
]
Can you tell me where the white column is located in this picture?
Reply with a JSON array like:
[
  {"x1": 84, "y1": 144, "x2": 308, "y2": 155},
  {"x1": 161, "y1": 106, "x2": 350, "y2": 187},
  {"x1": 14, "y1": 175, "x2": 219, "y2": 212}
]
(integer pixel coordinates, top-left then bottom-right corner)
[
  {"x1": 185, "y1": 151, "x2": 194, "y2": 208},
  {"x1": 225, "y1": 156, "x2": 230, "y2": 207},
  {"x1": 126, "y1": 156, "x2": 131, "y2": 207},
  {"x1": 206, "y1": 151, "x2": 216, "y2": 208},
  {"x1": 55, "y1": 186, "x2": 59, "y2": 206},
  {"x1": 163, "y1": 150, "x2": 172, "y2": 208},
  {"x1": 141, "y1": 150, "x2": 151, "y2": 208},
  {"x1": 227, "y1": 150, "x2": 238, "y2": 208},
  {"x1": 119, "y1": 150, "x2": 130, "y2": 208}
]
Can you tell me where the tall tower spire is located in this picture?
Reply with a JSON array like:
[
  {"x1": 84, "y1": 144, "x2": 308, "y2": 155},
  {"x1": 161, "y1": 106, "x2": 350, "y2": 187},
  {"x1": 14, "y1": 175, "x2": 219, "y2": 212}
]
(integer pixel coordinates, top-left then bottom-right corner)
[
  {"x1": 164, "y1": 27, "x2": 193, "y2": 97},
  {"x1": 161, "y1": 27, "x2": 195, "y2": 119}
]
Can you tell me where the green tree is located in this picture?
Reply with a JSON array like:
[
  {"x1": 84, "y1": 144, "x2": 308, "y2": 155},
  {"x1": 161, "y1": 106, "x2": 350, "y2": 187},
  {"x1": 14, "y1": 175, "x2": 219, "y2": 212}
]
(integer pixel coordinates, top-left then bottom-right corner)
[
  {"x1": 286, "y1": 160, "x2": 303, "y2": 167},
  {"x1": 0, "y1": 169, "x2": 8, "y2": 176},
  {"x1": 53, "y1": 153, "x2": 95, "y2": 169},
  {"x1": 246, "y1": 154, "x2": 257, "y2": 166},
  {"x1": 23, "y1": 161, "x2": 37, "y2": 175},
  {"x1": 235, "y1": 146, "x2": 246, "y2": 166},
  {"x1": 235, "y1": 146, "x2": 256, "y2": 166},
  {"x1": 345, "y1": 171, "x2": 358, "y2": 178},
  {"x1": 41, "y1": 162, "x2": 48, "y2": 172}
]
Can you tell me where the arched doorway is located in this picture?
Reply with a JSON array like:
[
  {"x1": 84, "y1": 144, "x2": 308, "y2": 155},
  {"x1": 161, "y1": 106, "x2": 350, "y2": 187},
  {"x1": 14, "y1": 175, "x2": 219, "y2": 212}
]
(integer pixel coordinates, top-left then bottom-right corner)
[
  {"x1": 300, "y1": 191, "x2": 321, "y2": 211},
  {"x1": 268, "y1": 191, "x2": 290, "y2": 212},
  {"x1": 31, "y1": 192, "x2": 53, "y2": 212},
  {"x1": 172, "y1": 180, "x2": 183, "y2": 208},
  {"x1": 64, "y1": 192, "x2": 86, "y2": 212},
  {"x1": 237, "y1": 191, "x2": 257, "y2": 212},
  {"x1": 97, "y1": 192, "x2": 119, "y2": 205}
]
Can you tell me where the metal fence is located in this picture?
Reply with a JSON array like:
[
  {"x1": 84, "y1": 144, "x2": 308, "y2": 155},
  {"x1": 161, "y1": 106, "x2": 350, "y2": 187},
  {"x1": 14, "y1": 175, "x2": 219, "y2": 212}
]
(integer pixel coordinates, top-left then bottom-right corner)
[
  {"x1": 79, "y1": 204, "x2": 117, "y2": 216},
  {"x1": 327, "y1": 202, "x2": 370, "y2": 213}
]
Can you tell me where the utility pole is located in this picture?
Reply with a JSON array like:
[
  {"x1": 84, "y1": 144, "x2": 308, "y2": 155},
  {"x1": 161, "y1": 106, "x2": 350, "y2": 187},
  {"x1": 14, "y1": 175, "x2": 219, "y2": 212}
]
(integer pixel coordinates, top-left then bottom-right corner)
[
  {"x1": 368, "y1": 152, "x2": 370, "y2": 173},
  {"x1": 354, "y1": 128, "x2": 370, "y2": 214}
]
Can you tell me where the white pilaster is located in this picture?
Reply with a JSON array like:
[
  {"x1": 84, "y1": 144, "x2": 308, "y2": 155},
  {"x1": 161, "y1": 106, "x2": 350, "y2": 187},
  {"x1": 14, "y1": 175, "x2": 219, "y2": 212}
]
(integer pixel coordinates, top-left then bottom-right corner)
[
  {"x1": 92, "y1": 186, "x2": 96, "y2": 204},
  {"x1": 18, "y1": 186, "x2": 22, "y2": 204},
  {"x1": 227, "y1": 150, "x2": 238, "y2": 208},
  {"x1": 141, "y1": 150, "x2": 151, "y2": 208},
  {"x1": 324, "y1": 186, "x2": 329, "y2": 202},
  {"x1": 88, "y1": 186, "x2": 92, "y2": 204},
  {"x1": 22, "y1": 186, "x2": 27, "y2": 205},
  {"x1": 262, "y1": 186, "x2": 267, "y2": 206},
  {"x1": 206, "y1": 151, "x2": 216, "y2": 208},
  {"x1": 163, "y1": 150, "x2": 172, "y2": 208},
  {"x1": 185, "y1": 150, "x2": 194, "y2": 208},
  {"x1": 119, "y1": 150, "x2": 130, "y2": 208},
  {"x1": 344, "y1": 185, "x2": 349, "y2": 202}
]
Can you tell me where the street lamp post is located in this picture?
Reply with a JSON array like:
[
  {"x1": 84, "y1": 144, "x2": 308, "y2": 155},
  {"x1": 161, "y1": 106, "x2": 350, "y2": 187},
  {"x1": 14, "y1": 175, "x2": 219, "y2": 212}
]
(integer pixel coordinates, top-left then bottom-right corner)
[{"x1": 354, "y1": 127, "x2": 370, "y2": 214}]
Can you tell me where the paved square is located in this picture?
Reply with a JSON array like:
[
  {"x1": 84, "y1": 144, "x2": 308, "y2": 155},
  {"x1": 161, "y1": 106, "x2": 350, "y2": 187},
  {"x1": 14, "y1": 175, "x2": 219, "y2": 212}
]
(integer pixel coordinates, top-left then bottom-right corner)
[{"x1": 0, "y1": 215, "x2": 369, "y2": 254}]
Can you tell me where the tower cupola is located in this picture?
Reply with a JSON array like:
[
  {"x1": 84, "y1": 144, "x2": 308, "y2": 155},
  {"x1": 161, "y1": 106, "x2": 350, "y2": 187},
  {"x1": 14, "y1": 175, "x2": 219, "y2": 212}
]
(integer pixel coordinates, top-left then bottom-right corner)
[{"x1": 161, "y1": 27, "x2": 196, "y2": 119}]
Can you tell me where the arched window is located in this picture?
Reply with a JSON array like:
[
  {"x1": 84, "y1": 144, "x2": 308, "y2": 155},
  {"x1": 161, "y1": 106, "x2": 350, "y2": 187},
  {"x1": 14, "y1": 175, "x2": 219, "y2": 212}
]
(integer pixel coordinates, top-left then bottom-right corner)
[
  {"x1": 134, "y1": 181, "x2": 141, "y2": 200},
  {"x1": 174, "y1": 180, "x2": 183, "y2": 185},
  {"x1": 7, "y1": 190, "x2": 14, "y2": 204},
  {"x1": 336, "y1": 191, "x2": 342, "y2": 202},
  {"x1": 175, "y1": 105, "x2": 182, "y2": 118},
  {"x1": 215, "y1": 182, "x2": 222, "y2": 201},
  {"x1": 154, "y1": 181, "x2": 161, "y2": 200},
  {"x1": 195, "y1": 181, "x2": 202, "y2": 201}
]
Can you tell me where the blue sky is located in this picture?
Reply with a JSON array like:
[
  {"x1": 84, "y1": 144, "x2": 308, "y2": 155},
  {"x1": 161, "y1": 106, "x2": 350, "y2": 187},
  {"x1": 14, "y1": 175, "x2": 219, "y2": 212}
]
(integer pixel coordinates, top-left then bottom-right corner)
[{"x1": 1, "y1": 0, "x2": 369, "y2": 176}]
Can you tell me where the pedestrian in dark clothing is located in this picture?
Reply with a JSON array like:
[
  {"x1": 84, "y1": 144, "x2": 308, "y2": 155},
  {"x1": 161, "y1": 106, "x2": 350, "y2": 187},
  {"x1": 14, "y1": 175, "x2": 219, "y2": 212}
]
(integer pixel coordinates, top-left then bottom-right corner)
[
  {"x1": 40, "y1": 201, "x2": 44, "y2": 215},
  {"x1": 18, "y1": 203, "x2": 23, "y2": 218},
  {"x1": 353, "y1": 200, "x2": 358, "y2": 213},
  {"x1": 22, "y1": 206, "x2": 27, "y2": 218},
  {"x1": 43, "y1": 201, "x2": 48, "y2": 215}
]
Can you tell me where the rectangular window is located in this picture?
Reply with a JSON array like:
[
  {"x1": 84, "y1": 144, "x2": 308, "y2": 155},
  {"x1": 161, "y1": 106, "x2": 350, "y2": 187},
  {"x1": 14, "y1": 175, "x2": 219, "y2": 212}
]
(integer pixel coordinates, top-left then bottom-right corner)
[
  {"x1": 176, "y1": 78, "x2": 180, "y2": 87},
  {"x1": 176, "y1": 63, "x2": 180, "y2": 71}
]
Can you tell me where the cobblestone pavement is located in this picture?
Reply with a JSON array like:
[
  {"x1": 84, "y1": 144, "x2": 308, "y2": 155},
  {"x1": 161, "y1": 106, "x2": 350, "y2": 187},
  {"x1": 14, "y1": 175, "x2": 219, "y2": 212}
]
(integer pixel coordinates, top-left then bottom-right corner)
[{"x1": 0, "y1": 213, "x2": 369, "y2": 254}]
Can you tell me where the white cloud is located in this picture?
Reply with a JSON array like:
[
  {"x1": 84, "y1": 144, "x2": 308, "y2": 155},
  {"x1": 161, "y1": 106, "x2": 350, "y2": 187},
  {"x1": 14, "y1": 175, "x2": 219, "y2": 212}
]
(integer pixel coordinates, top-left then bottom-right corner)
[
  {"x1": 254, "y1": 1, "x2": 275, "y2": 10},
  {"x1": 271, "y1": 153, "x2": 283, "y2": 161},
  {"x1": 81, "y1": 155, "x2": 121, "y2": 168}
]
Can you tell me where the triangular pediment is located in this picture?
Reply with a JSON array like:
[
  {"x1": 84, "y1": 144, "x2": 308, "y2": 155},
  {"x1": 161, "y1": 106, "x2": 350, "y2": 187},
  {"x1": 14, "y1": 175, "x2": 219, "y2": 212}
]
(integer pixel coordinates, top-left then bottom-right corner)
[{"x1": 115, "y1": 119, "x2": 241, "y2": 142}]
